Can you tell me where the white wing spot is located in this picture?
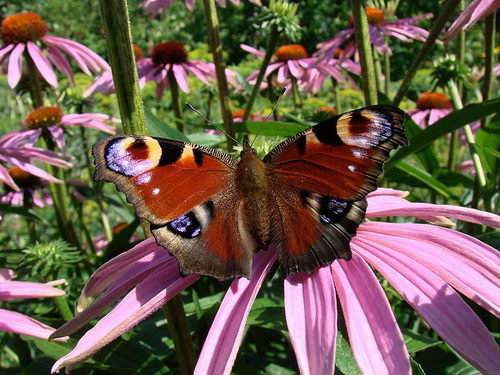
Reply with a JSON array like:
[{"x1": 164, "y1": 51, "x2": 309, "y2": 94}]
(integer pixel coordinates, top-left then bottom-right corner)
[
  {"x1": 348, "y1": 165, "x2": 356, "y2": 172},
  {"x1": 152, "y1": 188, "x2": 160, "y2": 195}
]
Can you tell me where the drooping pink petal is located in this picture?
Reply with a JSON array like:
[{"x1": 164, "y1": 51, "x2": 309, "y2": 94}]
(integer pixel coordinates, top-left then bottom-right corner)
[
  {"x1": 0, "y1": 165, "x2": 18, "y2": 191},
  {"x1": 76, "y1": 238, "x2": 161, "y2": 311},
  {"x1": 354, "y1": 238, "x2": 500, "y2": 374},
  {"x1": 285, "y1": 266, "x2": 337, "y2": 375},
  {"x1": 0, "y1": 281, "x2": 65, "y2": 301},
  {"x1": 0, "y1": 154, "x2": 64, "y2": 184},
  {"x1": 357, "y1": 225, "x2": 500, "y2": 317},
  {"x1": 27, "y1": 41, "x2": 58, "y2": 87},
  {"x1": 7, "y1": 43, "x2": 25, "y2": 88},
  {"x1": 0, "y1": 269, "x2": 16, "y2": 281},
  {"x1": 172, "y1": 64, "x2": 190, "y2": 93},
  {"x1": 240, "y1": 44, "x2": 266, "y2": 57},
  {"x1": 0, "y1": 44, "x2": 14, "y2": 61},
  {"x1": 408, "y1": 109, "x2": 429, "y2": 127},
  {"x1": 0, "y1": 309, "x2": 67, "y2": 341},
  {"x1": 194, "y1": 249, "x2": 276, "y2": 375},
  {"x1": 446, "y1": 0, "x2": 500, "y2": 40},
  {"x1": 51, "y1": 265, "x2": 199, "y2": 373},
  {"x1": 331, "y1": 254, "x2": 410, "y2": 375},
  {"x1": 47, "y1": 126, "x2": 65, "y2": 150},
  {"x1": 47, "y1": 46, "x2": 75, "y2": 84}
]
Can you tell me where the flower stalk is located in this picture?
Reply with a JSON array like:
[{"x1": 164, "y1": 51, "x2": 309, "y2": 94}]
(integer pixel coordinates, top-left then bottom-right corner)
[
  {"x1": 332, "y1": 77, "x2": 342, "y2": 113},
  {"x1": 54, "y1": 295, "x2": 74, "y2": 321},
  {"x1": 383, "y1": 50, "x2": 391, "y2": 96},
  {"x1": 202, "y1": 0, "x2": 236, "y2": 150},
  {"x1": 393, "y1": 0, "x2": 461, "y2": 106},
  {"x1": 167, "y1": 69, "x2": 184, "y2": 132},
  {"x1": 349, "y1": 0, "x2": 378, "y2": 105},
  {"x1": 98, "y1": 0, "x2": 146, "y2": 135},
  {"x1": 243, "y1": 27, "x2": 280, "y2": 122},
  {"x1": 481, "y1": 12, "x2": 495, "y2": 127}
]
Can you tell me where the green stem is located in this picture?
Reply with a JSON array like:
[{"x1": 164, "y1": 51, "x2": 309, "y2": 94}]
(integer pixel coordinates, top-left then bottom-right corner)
[
  {"x1": 383, "y1": 51, "x2": 391, "y2": 97},
  {"x1": 350, "y1": 0, "x2": 378, "y2": 105},
  {"x1": 267, "y1": 76, "x2": 279, "y2": 120},
  {"x1": 54, "y1": 295, "x2": 74, "y2": 321},
  {"x1": 481, "y1": 12, "x2": 495, "y2": 128},
  {"x1": 202, "y1": 0, "x2": 236, "y2": 150},
  {"x1": 331, "y1": 77, "x2": 342, "y2": 113},
  {"x1": 447, "y1": 131, "x2": 459, "y2": 170},
  {"x1": 98, "y1": 0, "x2": 147, "y2": 135},
  {"x1": 243, "y1": 27, "x2": 280, "y2": 122},
  {"x1": 25, "y1": 54, "x2": 43, "y2": 108},
  {"x1": 290, "y1": 76, "x2": 302, "y2": 109},
  {"x1": 373, "y1": 49, "x2": 383, "y2": 94},
  {"x1": 448, "y1": 80, "x2": 486, "y2": 187},
  {"x1": 167, "y1": 68, "x2": 183, "y2": 132},
  {"x1": 162, "y1": 296, "x2": 196, "y2": 375},
  {"x1": 392, "y1": 0, "x2": 461, "y2": 106}
]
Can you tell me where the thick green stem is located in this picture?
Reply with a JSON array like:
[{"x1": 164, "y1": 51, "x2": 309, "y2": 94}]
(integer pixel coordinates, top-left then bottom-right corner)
[
  {"x1": 448, "y1": 80, "x2": 486, "y2": 187},
  {"x1": 99, "y1": 0, "x2": 146, "y2": 135},
  {"x1": 373, "y1": 49, "x2": 383, "y2": 94},
  {"x1": 383, "y1": 51, "x2": 391, "y2": 97},
  {"x1": 331, "y1": 77, "x2": 342, "y2": 113},
  {"x1": 162, "y1": 296, "x2": 196, "y2": 375},
  {"x1": 26, "y1": 54, "x2": 44, "y2": 108},
  {"x1": 481, "y1": 12, "x2": 495, "y2": 128},
  {"x1": 447, "y1": 131, "x2": 459, "y2": 170},
  {"x1": 393, "y1": 0, "x2": 461, "y2": 106},
  {"x1": 54, "y1": 295, "x2": 74, "y2": 321},
  {"x1": 243, "y1": 27, "x2": 280, "y2": 122},
  {"x1": 202, "y1": 0, "x2": 236, "y2": 150},
  {"x1": 290, "y1": 76, "x2": 302, "y2": 109},
  {"x1": 267, "y1": 76, "x2": 279, "y2": 120},
  {"x1": 350, "y1": 0, "x2": 378, "y2": 105},
  {"x1": 167, "y1": 69, "x2": 184, "y2": 132}
]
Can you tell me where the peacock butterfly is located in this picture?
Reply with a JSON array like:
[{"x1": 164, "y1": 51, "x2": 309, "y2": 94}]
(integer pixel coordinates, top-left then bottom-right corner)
[{"x1": 93, "y1": 105, "x2": 407, "y2": 280}]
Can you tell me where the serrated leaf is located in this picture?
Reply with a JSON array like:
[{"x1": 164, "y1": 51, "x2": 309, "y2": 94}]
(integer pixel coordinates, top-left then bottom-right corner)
[{"x1": 387, "y1": 98, "x2": 500, "y2": 169}]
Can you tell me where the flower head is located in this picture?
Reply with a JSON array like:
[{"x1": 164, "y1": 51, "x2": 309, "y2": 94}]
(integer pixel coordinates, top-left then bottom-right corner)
[
  {"x1": 15, "y1": 107, "x2": 117, "y2": 149},
  {"x1": 0, "y1": 269, "x2": 67, "y2": 340},
  {"x1": 275, "y1": 44, "x2": 309, "y2": 61},
  {"x1": 50, "y1": 189, "x2": 500, "y2": 374},
  {"x1": 141, "y1": 0, "x2": 261, "y2": 17},
  {"x1": 0, "y1": 166, "x2": 52, "y2": 208},
  {"x1": 0, "y1": 12, "x2": 109, "y2": 88},
  {"x1": 317, "y1": 8, "x2": 432, "y2": 59},
  {"x1": 407, "y1": 92, "x2": 453, "y2": 128}
]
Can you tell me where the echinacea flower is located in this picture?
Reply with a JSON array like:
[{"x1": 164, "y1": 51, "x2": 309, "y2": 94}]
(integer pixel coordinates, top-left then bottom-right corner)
[
  {"x1": 51, "y1": 188, "x2": 500, "y2": 374},
  {"x1": 317, "y1": 8, "x2": 432, "y2": 59},
  {"x1": 0, "y1": 12, "x2": 109, "y2": 88},
  {"x1": 13, "y1": 106, "x2": 118, "y2": 150},
  {"x1": 141, "y1": 0, "x2": 261, "y2": 16},
  {"x1": 0, "y1": 166, "x2": 52, "y2": 207},
  {"x1": 446, "y1": 0, "x2": 500, "y2": 41},
  {"x1": 138, "y1": 41, "x2": 223, "y2": 100},
  {"x1": 84, "y1": 45, "x2": 145, "y2": 97},
  {"x1": 406, "y1": 92, "x2": 453, "y2": 128},
  {"x1": 0, "y1": 268, "x2": 67, "y2": 340},
  {"x1": 0, "y1": 129, "x2": 72, "y2": 191},
  {"x1": 231, "y1": 109, "x2": 265, "y2": 122}
]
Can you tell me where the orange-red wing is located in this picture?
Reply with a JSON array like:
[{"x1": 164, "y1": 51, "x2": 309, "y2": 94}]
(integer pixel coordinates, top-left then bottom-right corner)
[
  {"x1": 93, "y1": 135, "x2": 236, "y2": 224},
  {"x1": 264, "y1": 105, "x2": 407, "y2": 201}
]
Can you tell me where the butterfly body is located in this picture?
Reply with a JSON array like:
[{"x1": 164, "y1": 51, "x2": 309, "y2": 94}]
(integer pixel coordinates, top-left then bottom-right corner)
[{"x1": 93, "y1": 105, "x2": 407, "y2": 280}]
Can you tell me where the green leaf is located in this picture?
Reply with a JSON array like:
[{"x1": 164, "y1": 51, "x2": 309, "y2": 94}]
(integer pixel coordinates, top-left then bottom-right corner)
[
  {"x1": 0, "y1": 204, "x2": 41, "y2": 220},
  {"x1": 21, "y1": 336, "x2": 75, "y2": 359},
  {"x1": 386, "y1": 98, "x2": 500, "y2": 170},
  {"x1": 395, "y1": 162, "x2": 457, "y2": 199},
  {"x1": 403, "y1": 329, "x2": 441, "y2": 354},
  {"x1": 410, "y1": 357, "x2": 427, "y2": 375},
  {"x1": 403, "y1": 117, "x2": 439, "y2": 172},
  {"x1": 187, "y1": 132, "x2": 225, "y2": 146},
  {"x1": 474, "y1": 231, "x2": 500, "y2": 249},
  {"x1": 247, "y1": 297, "x2": 285, "y2": 331},
  {"x1": 145, "y1": 110, "x2": 190, "y2": 141},
  {"x1": 103, "y1": 219, "x2": 140, "y2": 261},
  {"x1": 234, "y1": 120, "x2": 307, "y2": 137},
  {"x1": 335, "y1": 330, "x2": 361, "y2": 375},
  {"x1": 475, "y1": 120, "x2": 500, "y2": 173}
]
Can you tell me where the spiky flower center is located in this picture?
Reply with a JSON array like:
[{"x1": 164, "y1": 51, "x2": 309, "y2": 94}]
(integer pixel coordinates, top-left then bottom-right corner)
[
  {"x1": 232, "y1": 109, "x2": 246, "y2": 118},
  {"x1": 1, "y1": 12, "x2": 48, "y2": 43},
  {"x1": 151, "y1": 42, "x2": 188, "y2": 65},
  {"x1": 275, "y1": 44, "x2": 308, "y2": 61},
  {"x1": 8, "y1": 166, "x2": 41, "y2": 188},
  {"x1": 349, "y1": 7, "x2": 386, "y2": 27},
  {"x1": 133, "y1": 44, "x2": 144, "y2": 61},
  {"x1": 317, "y1": 106, "x2": 337, "y2": 115},
  {"x1": 416, "y1": 92, "x2": 452, "y2": 110},
  {"x1": 24, "y1": 107, "x2": 63, "y2": 129}
]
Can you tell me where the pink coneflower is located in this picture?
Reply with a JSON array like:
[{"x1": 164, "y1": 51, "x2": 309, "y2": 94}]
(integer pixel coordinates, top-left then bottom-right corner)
[
  {"x1": 50, "y1": 189, "x2": 500, "y2": 374},
  {"x1": 0, "y1": 12, "x2": 109, "y2": 88},
  {"x1": 446, "y1": 0, "x2": 500, "y2": 40},
  {"x1": 0, "y1": 269, "x2": 67, "y2": 340},
  {"x1": 407, "y1": 92, "x2": 453, "y2": 128},
  {"x1": 14, "y1": 106, "x2": 117, "y2": 150},
  {"x1": 0, "y1": 129, "x2": 72, "y2": 191},
  {"x1": 84, "y1": 45, "x2": 145, "y2": 97},
  {"x1": 231, "y1": 109, "x2": 265, "y2": 122},
  {"x1": 317, "y1": 7, "x2": 432, "y2": 59},
  {"x1": 141, "y1": 0, "x2": 261, "y2": 16},
  {"x1": 0, "y1": 166, "x2": 52, "y2": 207}
]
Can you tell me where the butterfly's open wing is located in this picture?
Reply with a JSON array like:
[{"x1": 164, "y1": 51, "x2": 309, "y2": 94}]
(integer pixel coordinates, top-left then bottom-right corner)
[
  {"x1": 264, "y1": 105, "x2": 407, "y2": 275},
  {"x1": 93, "y1": 135, "x2": 253, "y2": 279}
]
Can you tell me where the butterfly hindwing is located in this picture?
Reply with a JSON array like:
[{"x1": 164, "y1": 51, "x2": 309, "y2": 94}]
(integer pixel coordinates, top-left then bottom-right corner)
[{"x1": 265, "y1": 105, "x2": 407, "y2": 275}]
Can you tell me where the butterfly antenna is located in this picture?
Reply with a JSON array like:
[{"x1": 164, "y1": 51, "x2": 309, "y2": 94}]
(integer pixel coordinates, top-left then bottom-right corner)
[
  {"x1": 185, "y1": 102, "x2": 241, "y2": 147},
  {"x1": 250, "y1": 87, "x2": 287, "y2": 148}
]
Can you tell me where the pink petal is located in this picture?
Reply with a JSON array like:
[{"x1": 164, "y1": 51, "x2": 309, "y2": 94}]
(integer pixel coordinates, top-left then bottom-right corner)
[
  {"x1": 0, "y1": 166, "x2": 18, "y2": 191},
  {"x1": 172, "y1": 64, "x2": 189, "y2": 93},
  {"x1": 446, "y1": 0, "x2": 500, "y2": 40},
  {"x1": 0, "y1": 280, "x2": 65, "y2": 301},
  {"x1": 194, "y1": 249, "x2": 276, "y2": 375},
  {"x1": 27, "y1": 41, "x2": 58, "y2": 87},
  {"x1": 7, "y1": 43, "x2": 25, "y2": 88},
  {"x1": 0, "y1": 269, "x2": 16, "y2": 281},
  {"x1": 367, "y1": 188, "x2": 409, "y2": 198},
  {"x1": 0, "y1": 44, "x2": 14, "y2": 61},
  {"x1": 47, "y1": 46, "x2": 74, "y2": 84},
  {"x1": 409, "y1": 109, "x2": 429, "y2": 127},
  {"x1": 240, "y1": 44, "x2": 265, "y2": 58},
  {"x1": 0, "y1": 309, "x2": 67, "y2": 341},
  {"x1": 51, "y1": 264, "x2": 199, "y2": 373},
  {"x1": 48, "y1": 126, "x2": 65, "y2": 150},
  {"x1": 354, "y1": 238, "x2": 500, "y2": 374},
  {"x1": 0, "y1": 154, "x2": 64, "y2": 184},
  {"x1": 331, "y1": 254, "x2": 410, "y2": 375},
  {"x1": 287, "y1": 60, "x2": 303, "y2": 79},
  {"x1": 285, "y1": 266, "x2": 337, "y2": 375}
]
